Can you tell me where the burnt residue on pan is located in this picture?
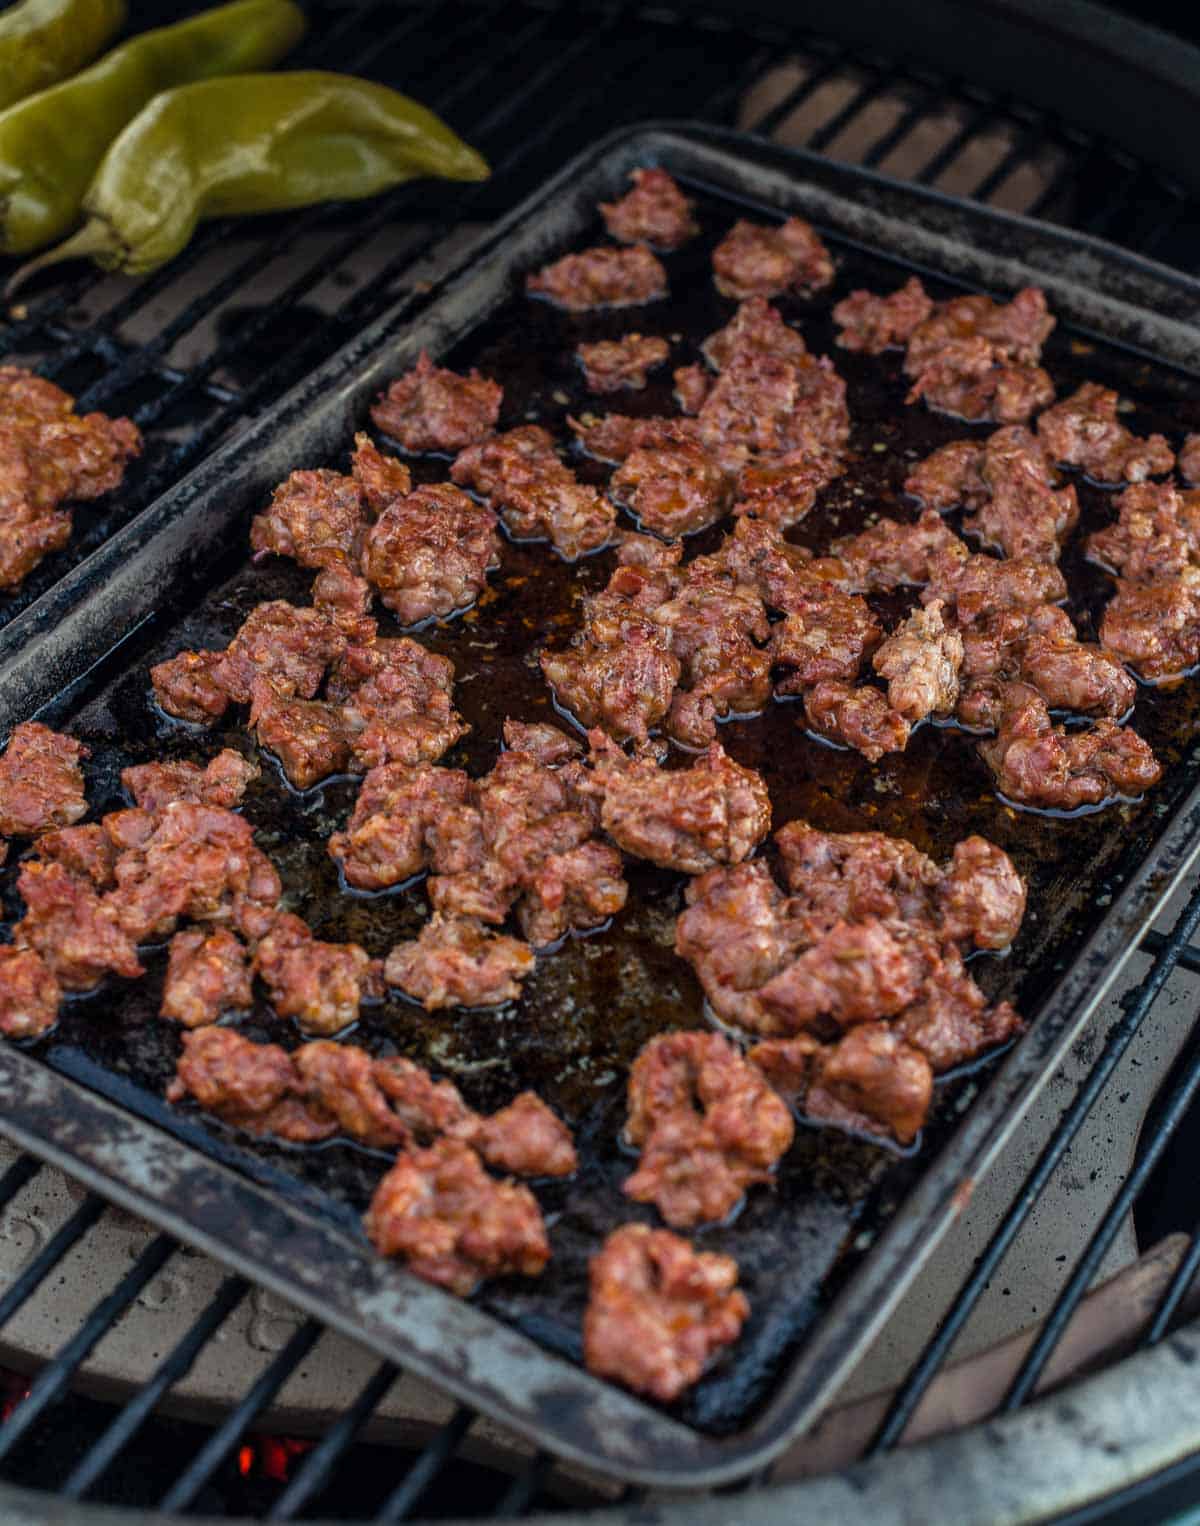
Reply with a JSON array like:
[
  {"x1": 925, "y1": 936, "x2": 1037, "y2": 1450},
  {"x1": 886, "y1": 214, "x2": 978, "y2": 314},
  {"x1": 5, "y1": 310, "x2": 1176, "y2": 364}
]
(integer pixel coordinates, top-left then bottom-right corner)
[{"x1": 7, "y1": 186, "x2": 1200, "y2": 1437}]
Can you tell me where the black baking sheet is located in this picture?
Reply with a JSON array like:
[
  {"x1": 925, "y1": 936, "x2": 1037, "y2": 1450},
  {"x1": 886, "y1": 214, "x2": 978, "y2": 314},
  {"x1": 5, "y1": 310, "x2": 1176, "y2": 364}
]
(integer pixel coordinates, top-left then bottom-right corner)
[{"x1": 1, "y1": 125, "x2": 1200, "y2": 1487}]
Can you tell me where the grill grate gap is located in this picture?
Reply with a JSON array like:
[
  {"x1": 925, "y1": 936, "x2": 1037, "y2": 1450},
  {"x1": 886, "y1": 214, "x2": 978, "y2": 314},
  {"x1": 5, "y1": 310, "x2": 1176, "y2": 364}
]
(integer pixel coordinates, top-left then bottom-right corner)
[
  {"x1": 1147, "y1": 1227, "x2": 1200, "y2": 1346},
  {"x1": 868, "y1": 882, "x2": 1200, "y2": 1454},
  {"x1": 1000, "y1": 1032, "x2": 1200, "y2": 1412},
  {"x1": 157, "y1": 1319, "x2": 324, "y2": 1515},
  {"x1": 374, "y1": 1407, "x2": 476, "y2": 1524},
  {"x1": 492, "y1": 1452, "x2": 551, "y2": 1518},
  {"x1": 264, "y1": 1360, "x2": 399, "y2": 1522},
  {"x1": 0, "y1": 1196, "x2": 106, "y2": 1334},
  {"x1": 0, "y1": 1234, "x2": 177, "y2": 1468},
  {"x1": 912, "y1": 103, "x2": 1002, "y2": 185},
  {"x1": 62, "y1": 1276, "x2": 251, "y2": 1503}
]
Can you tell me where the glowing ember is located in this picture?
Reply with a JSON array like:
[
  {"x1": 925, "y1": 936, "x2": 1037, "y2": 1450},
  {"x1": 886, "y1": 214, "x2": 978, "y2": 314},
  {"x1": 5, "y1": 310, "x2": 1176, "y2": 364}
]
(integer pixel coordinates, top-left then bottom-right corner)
[
  {"x1": 262, "y1": 1436, "x2": 312, "y2": 1482},
  {"x1": 235, "y1": 1435, "x2": 313, "y2": 1483},
  {"x1": 0, "y1": 1367, "x2": 30, "y2": 1425}
]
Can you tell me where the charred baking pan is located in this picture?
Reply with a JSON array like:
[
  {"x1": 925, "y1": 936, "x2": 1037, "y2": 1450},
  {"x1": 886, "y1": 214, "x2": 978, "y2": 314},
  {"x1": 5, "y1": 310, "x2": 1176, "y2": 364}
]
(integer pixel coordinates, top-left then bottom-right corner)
[{"x1": 3, "y1": 124, "x2": 1200, "y2": 1488}]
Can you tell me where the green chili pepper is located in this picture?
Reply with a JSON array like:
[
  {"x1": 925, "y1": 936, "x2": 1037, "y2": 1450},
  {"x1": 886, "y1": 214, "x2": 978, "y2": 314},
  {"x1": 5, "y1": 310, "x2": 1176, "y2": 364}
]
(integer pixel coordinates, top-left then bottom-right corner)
[
  {"x1": 13, "y1": 72, "x2": 490, "y2": 284},
  {"x1": 0, "y1": 0, "x2": 126, "y2": 113},
  {"x1": 0, "y1": 0, "x2": 307, "y2": 256}
]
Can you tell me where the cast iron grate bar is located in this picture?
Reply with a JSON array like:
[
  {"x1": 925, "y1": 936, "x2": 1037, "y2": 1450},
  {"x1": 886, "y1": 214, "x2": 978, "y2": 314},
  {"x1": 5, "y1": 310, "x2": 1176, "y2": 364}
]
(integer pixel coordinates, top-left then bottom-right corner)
[
  {"x1": 0, "y1": 1232, "x2": 176, "y2": 1466},
  {"x1": 868, "y1": 879, "x2": 1200, "y2": 1453},
  {"x1": 913, "y1": 100, "x2": 1000, "y2": 185},
  {"x1": 1139, "y1": 193, "x2": 1190, "y2": 260},
  {"x1": 703, "y1": 44, "x2": 776, "y2": 123},
  {"x1": 0, "y1": 1194, "x2": 105, "y2": 1335},
  {"x1": 158, "y1": 1318, "x2": 324, "y2": 1514},
  {"x1": 494, "y1": 1451, "x2": 550, "y2": 1517},
  {"x1": 806, "y1": 73, "x2": 894, "y2": 155},
  {"x1": 61, "y1": 1274, "x2": 251, "y2": 1501},
  {"x1": 374, "y1": 1405, "x2": 475, "y2": 1524},
  {"x1": 1000, "y1": 1020, "x2": 1200, "y2": 1410},
  {"x1": 266, "y1": 1359, "x2": 399, "y2": 1521},
  {"x1": 751, "y1": 51, "x2": 857, "y2": 139},
  {"x1": 292, "y1": 0, "x2": 396, "y2": 56},
  {"x1": 858, "y1": 83, "x2": 945, "y2": 169},
  {"x1": 1148, "y1": 1225, "x2": 1200, "y2": 1344},
  {"x1": 1140, "y1": 928, "x2": 1200, "y2": 976},
  {"x1": 37, "y1": 318, "x2": 244, "y2": 405},
  {"x1": 967, "y1": 124, "x2": 1048, "y2": 204},
  {"x1": 0, "y1": 1154, "x2": 38, "y2": 1214},
  {"x1": 1028, "y1": 153, "x2": 1087, "y2": 220}
]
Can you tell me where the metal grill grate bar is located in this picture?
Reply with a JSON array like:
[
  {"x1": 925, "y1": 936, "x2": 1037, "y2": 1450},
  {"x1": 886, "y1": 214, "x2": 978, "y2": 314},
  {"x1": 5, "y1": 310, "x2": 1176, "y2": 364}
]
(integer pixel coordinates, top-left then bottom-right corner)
[
  {"x1": 374, "y1": 1405, "x2": 475, "y2": 1524},
  {"x1": 967, "y1": 125, "x2": 1045, "y2": 203},
  {"x1": 0, "y1": 1194, "x2": 104, "y2": 1335},
  {"x1": 0, "y1": 270, "x2": 106, "y2": 363},
  {"x1": 1002, "y1": 1029, "x2": 1200, "y2": 1409},
  {"x1": 806, "y1": 75, "x2": 893, "y2": 154},
  {"x1": 708, "y1": 46, "x2": 776, "y2": 122},
  {"x1": 158, "y1": 1318, "x2": 324, "y2": 1514},
  {"x1": 1140, "y1": 929, "x2": 1200, "y2": 976},
  {"x1": 1148, "y1": 1226, "x2": 1200, "y2": 1345},
  {"x1": 291, "y1": 0, "x2": 399, "y2": 59},
  {"x1": 0, "y1": 1232, "x2": 176, "y2": 1466},
  {"x1": 869, "y1": 881, "x2": 1200, "y2": 1452},
  {"x1": 61, "y1": 1275, "x2": 250, "y2": 1501},
  {"x1": 913, "y1": 102, "x2": 998, "y2": 184},
  {"x1": 750, "y1": 52, "x2": 853, "y2": 138},
  {"x1": 858, "y1": 84, "x2": 943, "y2": 168},
  {"x1": 266, "y1": 1360, "x2": 400, "y2": 1522},
  {"x1": 0, "y1": 1155, "x2": 38, "y2": 1214},
  {"x1": 493, "y1": 1451, "x2": 549, "y2": 1517},
  {"x1": 1028, "y1": 154, "x2": 1086, "y2": 219},
  {"x1": 1140, "y1": 195, "x2": 1189, "y2": 259}
]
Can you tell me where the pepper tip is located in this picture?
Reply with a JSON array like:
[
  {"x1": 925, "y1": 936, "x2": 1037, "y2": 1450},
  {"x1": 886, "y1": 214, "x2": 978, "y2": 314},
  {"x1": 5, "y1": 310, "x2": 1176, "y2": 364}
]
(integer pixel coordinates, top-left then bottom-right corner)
[
  {"x1": 4, "y1": 259, "x2": 43, "y2": 303},
  {"x1": 3, "y1": 219, "x2": 120, "y2": 300}
]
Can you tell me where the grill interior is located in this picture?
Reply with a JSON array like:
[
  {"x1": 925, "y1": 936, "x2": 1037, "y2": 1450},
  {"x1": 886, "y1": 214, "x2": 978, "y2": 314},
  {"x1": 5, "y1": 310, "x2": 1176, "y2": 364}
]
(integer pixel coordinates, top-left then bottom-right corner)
[{"x1": 5, "y1": 1, "x2": 1200, "y2": 1521}]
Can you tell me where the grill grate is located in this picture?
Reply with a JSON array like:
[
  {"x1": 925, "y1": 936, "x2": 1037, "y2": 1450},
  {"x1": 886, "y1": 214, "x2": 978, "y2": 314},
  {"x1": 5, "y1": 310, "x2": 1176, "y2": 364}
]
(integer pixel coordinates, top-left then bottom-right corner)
[
  {"x1": 869, "y1": 886, "x2": 1200, "y2": 1453},
  {"x1": 4, "y1": 1, "x2": 1200, "y2": 1520}
]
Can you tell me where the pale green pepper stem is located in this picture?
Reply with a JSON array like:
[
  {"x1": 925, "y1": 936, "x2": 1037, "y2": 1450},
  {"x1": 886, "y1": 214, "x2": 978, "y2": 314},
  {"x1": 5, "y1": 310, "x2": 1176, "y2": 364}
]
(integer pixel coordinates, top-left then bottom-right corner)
[{"x1": 4, "y1": 219, "x2": 122, "y2": 299}]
